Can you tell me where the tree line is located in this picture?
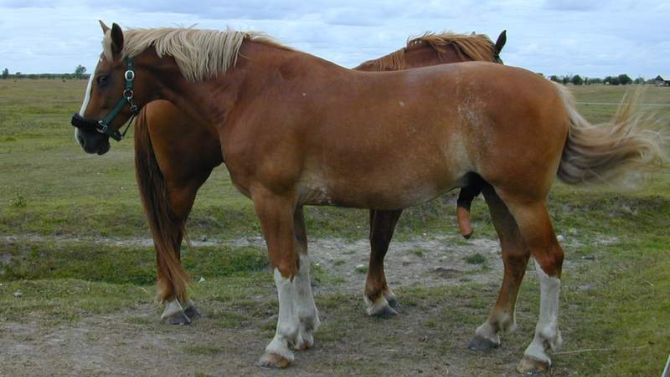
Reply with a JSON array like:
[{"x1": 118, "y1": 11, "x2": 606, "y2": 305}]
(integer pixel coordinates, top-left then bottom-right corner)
[
  {"x1": 1, "y1": 65, "x2": 89, "y2": 80},
  {"x1": 0, "y1": 66, "x2": 659, "y2": 86},
  {"x1": 547, "y1": 73, "x2": 650, "y2": 85}
]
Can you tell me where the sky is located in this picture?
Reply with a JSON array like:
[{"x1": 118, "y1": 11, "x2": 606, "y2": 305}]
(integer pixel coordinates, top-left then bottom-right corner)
[{"x1": 0, "y1": 0, "x2": 668, "y2": 78}]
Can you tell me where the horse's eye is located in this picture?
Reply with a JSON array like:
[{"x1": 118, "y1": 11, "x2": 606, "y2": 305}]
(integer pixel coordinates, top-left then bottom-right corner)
[{"x1": 96, "y1": 74, "x2": 109, "y2": 87}]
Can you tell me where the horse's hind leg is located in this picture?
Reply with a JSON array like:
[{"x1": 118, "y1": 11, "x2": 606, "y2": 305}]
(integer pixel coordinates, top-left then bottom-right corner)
[
  {"x1": 469, "y1": 185, "x2": 529, "y2": 351},
  {"x1": 159, "y1": 180, "x2": 205, "y2": 325},
  {"x1": 497, "y1": 191, "x2": 564, "y2": 373},
  {"x1": 365, "y1": 209, "x2": 402, "y2": 317}
]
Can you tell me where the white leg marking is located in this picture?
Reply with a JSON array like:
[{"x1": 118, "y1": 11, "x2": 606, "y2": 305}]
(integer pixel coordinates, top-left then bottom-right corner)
[
  {"x1": 474, "y1": 321, "x2": 501, "y2": 345},
  {"x1": 160, "y1": 299, "x2": 184, "y2": 319},
  {"x1": 364, "y1": 286, "x2": 398, "y2": 316},
  {"x1": 293, "y1": 254, "x2": 320, "y2": 349},
  {"x1": 364, "y1": 294, "x2": 392, "y2": 316},
  {"x1": 524, "y1": 259, "x2": 562, "y2": 364},
  {"x1": 265, "y1": 269, "x2": 298, "y2": 361},
  {"x1": 475, "y1": 310, "x2": 516, "y2": 343}
]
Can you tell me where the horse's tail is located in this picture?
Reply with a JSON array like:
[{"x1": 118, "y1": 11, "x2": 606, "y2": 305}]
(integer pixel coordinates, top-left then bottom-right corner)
[
  {"x1": 555, "y1": 82, "x2": 665, "y2": 185},
  {"x1": 134, "y1": 108, "x2": 189, "y2": 303}
]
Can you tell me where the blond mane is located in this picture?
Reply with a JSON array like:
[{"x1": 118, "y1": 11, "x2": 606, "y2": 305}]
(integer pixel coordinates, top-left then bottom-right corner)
[
  {"x1": 102, "y1": 27, "x2": 286, "y2": 81},
  {"x1": 362, "y1": 31, "x2": 498, "y2": 71}
]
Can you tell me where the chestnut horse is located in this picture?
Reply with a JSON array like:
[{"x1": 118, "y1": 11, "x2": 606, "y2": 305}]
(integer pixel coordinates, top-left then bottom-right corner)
[
  {"x1": 132, "y1": 29, "x2": 507, "y2": 323},
  {"x1": 72, "y1": 24, "x2": 663, "y2": 373}
]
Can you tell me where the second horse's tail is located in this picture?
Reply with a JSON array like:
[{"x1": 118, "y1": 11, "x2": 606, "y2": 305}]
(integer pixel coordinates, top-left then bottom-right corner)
[{"x1": 134, "y1": 109, "x2": 189, "y2": 303}]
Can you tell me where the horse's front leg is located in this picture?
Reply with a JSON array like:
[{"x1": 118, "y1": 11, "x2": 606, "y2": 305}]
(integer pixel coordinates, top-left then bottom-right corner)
[
  {"x1": 254, "y1": 190, "x2": 316, "y2": 368},
  {"x1": 292, "y1": 206, "x2": 320, "y2": 350},
  {"x1": 365, "y1": 209, "x2": 402, "y2": 317}
]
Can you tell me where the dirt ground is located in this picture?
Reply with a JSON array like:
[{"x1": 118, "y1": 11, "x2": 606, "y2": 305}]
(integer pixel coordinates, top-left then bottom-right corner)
[{"x1": 0, "y1": 234, "x2": 587, "y2": 377}]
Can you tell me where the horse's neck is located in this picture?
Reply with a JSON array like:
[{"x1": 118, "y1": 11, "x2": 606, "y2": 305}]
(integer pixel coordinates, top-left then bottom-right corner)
[
  {"x1": 152, "y1": 41, "x2": 340, "y2": 127},
  {"x1": 237, "y1": 40, "x2": 338, "y2": 78}
]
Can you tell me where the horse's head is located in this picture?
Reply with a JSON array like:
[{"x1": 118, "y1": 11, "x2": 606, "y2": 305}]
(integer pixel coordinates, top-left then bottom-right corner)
[{"x1": 72, "y1": 21, "x2": 150, "y2": 155}]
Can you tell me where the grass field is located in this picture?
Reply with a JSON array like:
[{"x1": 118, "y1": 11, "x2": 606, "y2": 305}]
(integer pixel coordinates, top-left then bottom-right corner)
[{"x1": 1, "y1": 79, "x2": 669, "y2": 376}]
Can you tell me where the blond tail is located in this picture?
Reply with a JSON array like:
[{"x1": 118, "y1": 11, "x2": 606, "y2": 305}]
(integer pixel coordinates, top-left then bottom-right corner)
[{"x1": 555, "y1": 83, "x2": 666, "y2": 185}]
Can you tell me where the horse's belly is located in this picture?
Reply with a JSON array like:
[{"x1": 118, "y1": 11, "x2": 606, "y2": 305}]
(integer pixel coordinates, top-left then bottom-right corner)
[{"x1": 298, "y1": 166, "x2": 461, "y2": 209}]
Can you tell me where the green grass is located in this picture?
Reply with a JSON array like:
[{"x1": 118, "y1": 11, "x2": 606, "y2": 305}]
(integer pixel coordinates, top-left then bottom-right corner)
[
  {"x1": 464, "y1": 253, "x2": 486, "y2": 265},
  {"x1": 0, "y1": 240, "x2": 268, "y2": 284},
  {"x1": 0, "y1": 279, "x2": 149, "y2": 323},
  {"x1": 1, "y1": 80, "x2": 670, "y2": 375}
]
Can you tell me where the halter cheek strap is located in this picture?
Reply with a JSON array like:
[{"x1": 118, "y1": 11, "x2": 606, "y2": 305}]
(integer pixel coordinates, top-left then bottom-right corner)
[{"x1": 70, "y1": 57, "x2": 139, "y2": 141}]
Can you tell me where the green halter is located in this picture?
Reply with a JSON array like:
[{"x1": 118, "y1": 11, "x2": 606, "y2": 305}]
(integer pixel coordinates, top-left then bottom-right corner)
[{"x1": 70, "y1": 57, "x2": 139, "y2": 141}]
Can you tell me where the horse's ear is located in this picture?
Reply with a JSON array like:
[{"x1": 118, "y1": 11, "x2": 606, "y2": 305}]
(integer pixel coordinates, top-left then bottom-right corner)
[
  {"x1": 495, "y1": 30, "x2": 507, "y2": 54},
  {"x1": 99, "y1": 20, "x2": 110, "y2": 34},
  {"x1": 110, "y1": 23, "x2": 124, "y2": 58}
]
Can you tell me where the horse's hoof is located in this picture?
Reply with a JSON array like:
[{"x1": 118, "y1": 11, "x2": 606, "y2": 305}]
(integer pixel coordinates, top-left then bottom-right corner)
[
  {"x1": 516, "y1": 356, "x2": 550, "y2": 375},
  {"x1": 163, "y1": 311, "x2": 192, "y2": 326},
  {"x1": 184, "y1": 304, "x2": 202, "y2": 320},
  {"x1": 258, "y1": 352, "x2": 291, "y2": 369},
  {"x1": 294, "y1": 331, "x2": 315, "y2": 351},
  {"x1": 468, "y1": 335, "x2": 500, "y2": 351},
  {"x1": 370, "y1": 304, "x2": 398, "y2": 318},
  {"x1": 386, "y1": 295, "x2": 400, "y2": 310},
  {"x1": 294, "y1": 339, "x2": 313, "y2": 351}
]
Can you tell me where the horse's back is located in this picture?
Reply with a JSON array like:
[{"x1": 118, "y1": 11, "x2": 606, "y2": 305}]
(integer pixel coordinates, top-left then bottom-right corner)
[{"x1": 323, "y1": 63, "x2": 569, "y2": 207}]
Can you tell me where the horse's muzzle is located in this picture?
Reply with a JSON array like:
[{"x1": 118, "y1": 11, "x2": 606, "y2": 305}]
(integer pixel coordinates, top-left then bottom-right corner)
[{"x1": 71, "y1": 113, "x2": 101, "y2": 134}]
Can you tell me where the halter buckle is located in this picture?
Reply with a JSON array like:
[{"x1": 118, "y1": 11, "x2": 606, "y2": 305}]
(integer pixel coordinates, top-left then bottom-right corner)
[
  {"x1": 124, "y1": 70, "x2": 135, "y2": 81},
  {"x1": 123, "y1": 89, "x2": 134, "y2": 100},
  {"x1": 96, "y1": 120, "x2": 109, "y2": 134}
]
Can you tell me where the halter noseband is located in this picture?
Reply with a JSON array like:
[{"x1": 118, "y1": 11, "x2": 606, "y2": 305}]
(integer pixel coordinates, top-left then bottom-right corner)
[{"x1": 70, "y1": 57, "x2": 139, "y2": 141}]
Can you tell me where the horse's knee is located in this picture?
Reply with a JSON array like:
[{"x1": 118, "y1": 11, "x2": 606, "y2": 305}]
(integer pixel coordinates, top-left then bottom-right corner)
[{"x1": 533, "y1": 244, "x2": 564, "y2": 277}]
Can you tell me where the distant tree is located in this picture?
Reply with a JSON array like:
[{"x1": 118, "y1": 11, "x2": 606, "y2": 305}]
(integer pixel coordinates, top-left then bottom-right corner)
[
  {"x1": 1, "y1": 68, "x2": 8, "y2": 79},
  {"x1": 561, "y1": 76, "x2": 570, "y2": 85},
  {"x1": 634, "y1": 77, "x2": 645, "y2": 85},
  {"x1": 618, "y1": 74, "x2": 632, "y2": 85},
  {"x1": 549, "y1": 75, "x2": 561, "y2": 83},
  {"x1": 590, "y1": 77, "x2": 602, "y2": 84},
  {"x1": 74, "y1": 65, "x2": 86, "y2": 78},
  {"x1": 604, "y1": 76, "x2": 622, "y2": 85},
  {"x1": 571, "y1": 75, "x2": 583, "y2": 85}
]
